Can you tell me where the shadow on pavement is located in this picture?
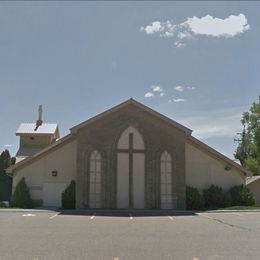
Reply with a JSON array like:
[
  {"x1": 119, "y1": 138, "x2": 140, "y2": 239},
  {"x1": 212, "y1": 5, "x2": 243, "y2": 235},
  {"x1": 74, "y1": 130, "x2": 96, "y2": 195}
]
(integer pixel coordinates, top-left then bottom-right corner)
[{"x1": 56, "y1": 209, "x2": 198, "y2": 217}]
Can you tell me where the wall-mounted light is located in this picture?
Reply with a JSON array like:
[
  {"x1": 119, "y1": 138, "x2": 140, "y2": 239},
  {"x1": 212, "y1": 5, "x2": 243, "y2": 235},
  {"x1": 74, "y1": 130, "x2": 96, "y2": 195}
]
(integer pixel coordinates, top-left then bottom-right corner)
[
  {"x1": 51, "y1": 170, "x2": 58, "y2": 177},
  {"x1": 224, "y1": 165, "x2": 231, "y2": 171}
]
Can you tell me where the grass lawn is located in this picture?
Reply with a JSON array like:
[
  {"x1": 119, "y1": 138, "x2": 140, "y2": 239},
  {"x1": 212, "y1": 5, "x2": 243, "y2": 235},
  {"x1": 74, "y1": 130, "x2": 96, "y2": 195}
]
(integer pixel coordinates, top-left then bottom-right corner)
[{"x1": 222, "y1": 205, "x2": 260, "y2": 210}]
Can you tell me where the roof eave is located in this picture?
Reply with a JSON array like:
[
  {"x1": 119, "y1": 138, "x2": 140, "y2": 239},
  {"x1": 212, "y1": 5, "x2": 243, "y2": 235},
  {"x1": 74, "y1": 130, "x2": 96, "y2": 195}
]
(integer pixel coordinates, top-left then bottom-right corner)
[
  {"x1": 16, "y1": 133, "x2": 57, "y2": 136},
  {"x1": 8, "y1": 133, "x2": 74, "y2": 173},
  {"x1": 188, "y1": 136, "x2": 252, "y2": 177}
]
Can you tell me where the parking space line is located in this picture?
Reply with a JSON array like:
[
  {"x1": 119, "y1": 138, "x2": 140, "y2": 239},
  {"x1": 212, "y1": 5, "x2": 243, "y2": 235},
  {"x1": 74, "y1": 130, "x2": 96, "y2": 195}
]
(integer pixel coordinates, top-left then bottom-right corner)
[
  {"x1": 22, "y1": 214, "x2": 36, "y2": 217},
  {"x1": 129, "y1": 213, "x2": 133, "y2": 220},
  {"x1": 197, "y1": 213, "x2": 213, "y2": 220},
  {"x1": 90, "y1": 213, "x2": 96, "y2": 220},
  {"x1": 193, "y1": 257, "x2": 200, "y2": 260},
  {"x1": 49, "y1": 214, "x2": 58, "y2": 219},
  {"x1": 232, "y1": 212, "x2": 243, "y2": 217},
  {"x1": 167, "y1": 215, "x2": 174, "y2": 220},
  {"x1": 114, "y1": 257, "x2": 119, "y2": 260}
]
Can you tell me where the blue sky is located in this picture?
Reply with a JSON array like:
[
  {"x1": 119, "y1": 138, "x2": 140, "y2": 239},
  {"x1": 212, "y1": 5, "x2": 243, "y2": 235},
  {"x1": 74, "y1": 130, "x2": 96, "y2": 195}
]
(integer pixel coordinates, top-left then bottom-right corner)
[{"x1": 0, "y1": 2, "x2": 259, "y2": 159}]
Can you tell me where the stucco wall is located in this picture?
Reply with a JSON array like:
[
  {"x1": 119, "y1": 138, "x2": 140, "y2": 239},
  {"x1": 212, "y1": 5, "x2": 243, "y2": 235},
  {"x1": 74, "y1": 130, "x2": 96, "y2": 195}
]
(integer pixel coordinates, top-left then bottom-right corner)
[
  {"x1": 186, "y1": 142, "x2": 244, "y2": 191},
  {"x1": 247, "y1": 181, "x2": 260, "y2": 204},
  {"x1": 76, "y1": 103, "x2": 187, "y2": 209},
  {"x1": 12, "y1": 139, "x2": 77, "y2": 206},
  {"x1": 20, "y1": 135, "x2": 52, "y2": 148}
]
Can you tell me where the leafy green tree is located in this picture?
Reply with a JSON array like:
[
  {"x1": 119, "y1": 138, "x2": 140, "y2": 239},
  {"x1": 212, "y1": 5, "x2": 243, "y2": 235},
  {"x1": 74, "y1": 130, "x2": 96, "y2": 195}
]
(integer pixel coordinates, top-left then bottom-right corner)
[
  {"x1": 0, "y1": 150, "x2": 15, "y2": 201},
  {"x1": 11, "y1": 177, "x2": 32, "y2": 208},
  {"x1": 235, "y1": 96, "x2": 260, "y2": 175}
]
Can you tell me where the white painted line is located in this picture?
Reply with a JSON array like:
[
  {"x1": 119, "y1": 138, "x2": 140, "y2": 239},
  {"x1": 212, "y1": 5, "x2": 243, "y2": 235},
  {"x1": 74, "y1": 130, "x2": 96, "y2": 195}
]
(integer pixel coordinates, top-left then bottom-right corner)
[
  {"x1": 90, "y1": 213, "x2": 96, "y2": 220},
  {"x1": 129, "y1": 214, "x2": 133, "y2": 220},
  {"x1": 197, "y1": 213, "x2": 213, "y2": 220},
  {"x1": 114, "y1": 257, "x2": 119, "y2": 260},
  {"x1": 49, "y1": 214, "x2": 58, "y2": 219},
  {"x1": 167, "y1": 215, "x2": 174, "y2": 220},
  {"x1": 232, "y1": 212, "x2": 243, "y2": 217},
  {"x1": 193, "y1": 257, "x2": 200, "y2": 260},
  {"x1": 22, "y1": 214, "x2": 36, "y2": 217}
]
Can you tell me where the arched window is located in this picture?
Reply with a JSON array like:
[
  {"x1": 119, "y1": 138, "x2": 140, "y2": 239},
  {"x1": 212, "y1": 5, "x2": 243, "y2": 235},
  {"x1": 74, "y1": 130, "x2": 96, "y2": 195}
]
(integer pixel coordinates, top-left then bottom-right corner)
[
  {"x1": 117, "y1": 126, "x2": 145, "y2": 209},
  {"x1": 89, "y1": 150, "x2": 102, "y2": 208},
  {"x1": 160, "y1": 151, "x2": 173, "y2": 209}
]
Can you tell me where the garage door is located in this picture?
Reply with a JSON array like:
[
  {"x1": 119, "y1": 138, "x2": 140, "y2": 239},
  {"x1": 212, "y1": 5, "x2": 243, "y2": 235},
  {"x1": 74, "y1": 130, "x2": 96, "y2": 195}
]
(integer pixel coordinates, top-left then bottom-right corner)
[{"x1": 43, "y1": 183, "x2": 67, "y2": 207}]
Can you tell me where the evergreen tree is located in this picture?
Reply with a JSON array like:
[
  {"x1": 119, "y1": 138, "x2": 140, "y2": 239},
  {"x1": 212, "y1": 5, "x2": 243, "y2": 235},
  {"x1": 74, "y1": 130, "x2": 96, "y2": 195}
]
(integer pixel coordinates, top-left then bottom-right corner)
[
  {"x1": 0, "y1": 150, "x2": 15, "y2": 201},
  {"x1": 11, "y1": 177, "x2": 32, "y2": 208}
]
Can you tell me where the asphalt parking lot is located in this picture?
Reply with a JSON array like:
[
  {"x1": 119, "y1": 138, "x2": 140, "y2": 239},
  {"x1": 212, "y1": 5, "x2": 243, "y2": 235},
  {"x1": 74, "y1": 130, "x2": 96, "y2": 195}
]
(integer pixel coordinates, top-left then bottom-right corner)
[{"x1": 0, "y1": 210, "x2": 260, "y2": 260}]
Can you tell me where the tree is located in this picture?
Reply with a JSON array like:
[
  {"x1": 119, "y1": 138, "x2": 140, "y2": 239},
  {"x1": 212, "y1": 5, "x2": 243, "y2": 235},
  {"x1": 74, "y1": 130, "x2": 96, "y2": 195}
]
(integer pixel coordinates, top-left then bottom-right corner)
[
  {"x1": 229, "y1": 185, "x2": 255, "y2": 206},
  {"x1": 62, "y1": 180, "x2": 76, "y2": 209},
  {"x1": 235, "y1": 96, "x2": 260, "y2": 175},
  {"x1": 0, "y1": 150, "x2": 15, "y2": 201},
  {"x1": 11, "y1": 177, "x2": 32, "y2": 208},
  {"x1": 186, "y1": 186, "x2": 204, "y2": 209}
]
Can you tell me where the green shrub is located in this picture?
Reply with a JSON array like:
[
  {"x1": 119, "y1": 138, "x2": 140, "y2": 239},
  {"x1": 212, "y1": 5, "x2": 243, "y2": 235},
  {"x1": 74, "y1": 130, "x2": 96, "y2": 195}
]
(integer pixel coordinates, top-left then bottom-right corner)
[
  {"x1": 229, "y1": 185, "x2": 255, "y2": 206},
  {"x1": 203, "y1": 185, "x2": 232, "y2": 209},
  {"x1": 62, "y1": 180, "x2": 75, "y2": 209},
  {"x1": 0, "y1": 201, "x2": 7, "y2": 208},
  {"x1": 186, "y1": 186, "x2": 204, "y2": 209},
  {"x1": 11, "y1": 177, "x2": 32, "y2": 208},
  {"x1": 222, "y1": 192, "x2": 233, "y2": 208}
]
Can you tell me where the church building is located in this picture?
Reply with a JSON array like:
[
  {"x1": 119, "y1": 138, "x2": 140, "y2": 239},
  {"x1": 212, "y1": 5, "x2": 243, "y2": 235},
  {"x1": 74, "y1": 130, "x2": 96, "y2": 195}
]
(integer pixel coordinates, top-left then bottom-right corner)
[{"x1": 7, "y1": 99, "x2": 250, "y2": 209}]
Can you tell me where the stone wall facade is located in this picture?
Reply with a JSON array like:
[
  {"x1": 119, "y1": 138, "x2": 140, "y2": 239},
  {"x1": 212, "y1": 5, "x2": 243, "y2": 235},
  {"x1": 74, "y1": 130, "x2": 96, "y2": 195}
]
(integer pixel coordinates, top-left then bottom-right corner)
[{"x1": 76, "y1": 103, "x2": 187, "y2": 209}]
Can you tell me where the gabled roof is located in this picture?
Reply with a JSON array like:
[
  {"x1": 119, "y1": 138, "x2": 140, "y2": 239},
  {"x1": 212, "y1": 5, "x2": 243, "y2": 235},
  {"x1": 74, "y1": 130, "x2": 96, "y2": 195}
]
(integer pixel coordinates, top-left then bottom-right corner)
[
  {"x1": 16, "y1": 147, "x2": 43, "y2": 158},
  {"x1": 70, "y1": 98, "x2": 192, "y2": 136},
  {"x1": 187, "y1": 136, "x2": 252, "y2": 177},
  {"x1": 6, "y1": 134, "x2": 74, "y2": 174},
  {"x1": 7, "y1": 99, "x2": 251, "y2": 179},
  {"x1": 246, "y1": 176, "x2": 260, "y2": 185},
  {"x1": 16, "y1": 123, "x2": 59, "y2": 136}
]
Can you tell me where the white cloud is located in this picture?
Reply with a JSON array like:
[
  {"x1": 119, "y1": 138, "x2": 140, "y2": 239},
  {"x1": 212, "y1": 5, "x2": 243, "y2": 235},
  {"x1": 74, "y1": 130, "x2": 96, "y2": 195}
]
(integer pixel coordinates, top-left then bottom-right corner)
[
  {"x1": 173, "y1": 98, "x2": 186, "y2": 102},
  {"x1": 168, "y1": 98, "x2": 186, "y2": 103},
  {"x1": 4, "y1": 144, "x2": 13, "y2": 148},
  {"x1": 151, "y1": 85, "x2": 163, "y2": 92},
  {"x1": 174, "y1": 41, "x2": 185, "y2": 48},
  {"x1": 174, "y1": 85, "x2": 196, "y2": 91},
  {"x1": 140, "y1": 14, "x2": 250, "y2": 46},
  {"x1": 144, "y1": 92, "x2": 154, "y2": 98},
  {"x1": 140, "y1": 21, "x2": 164, "y2": 34},
  {"x1": 144, "y1": 83, "x2": 194, "y2": 102},
  {"x1": 183, "y1": 14, "x2": 250, "y2": 38},
  {"x1": 174, "y1": 86, "x2": 184, "y2": 92}
]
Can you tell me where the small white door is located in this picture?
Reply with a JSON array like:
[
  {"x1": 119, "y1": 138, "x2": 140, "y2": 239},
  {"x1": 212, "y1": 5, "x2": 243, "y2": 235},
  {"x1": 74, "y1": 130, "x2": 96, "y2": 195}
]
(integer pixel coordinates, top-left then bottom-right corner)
[{"x1": 43, "y1": 183, "x2": 67, "y2": 207}]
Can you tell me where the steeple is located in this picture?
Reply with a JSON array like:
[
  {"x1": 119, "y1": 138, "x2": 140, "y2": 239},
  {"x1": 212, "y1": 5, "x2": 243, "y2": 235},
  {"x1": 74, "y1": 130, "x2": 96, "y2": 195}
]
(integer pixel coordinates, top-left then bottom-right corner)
[
  {"x1": 15, "y1": 104, "x2": 60, "y2": 162},
  {"x1": 35, "y1": 105, "x2": 43, "y2": 131}
]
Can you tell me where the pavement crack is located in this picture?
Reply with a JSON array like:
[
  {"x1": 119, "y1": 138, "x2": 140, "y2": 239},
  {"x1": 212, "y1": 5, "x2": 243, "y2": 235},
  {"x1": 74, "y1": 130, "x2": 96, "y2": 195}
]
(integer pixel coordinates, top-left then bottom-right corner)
[{"x1": 198, "y1": 214, "x2": 251, "y2": 231}]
